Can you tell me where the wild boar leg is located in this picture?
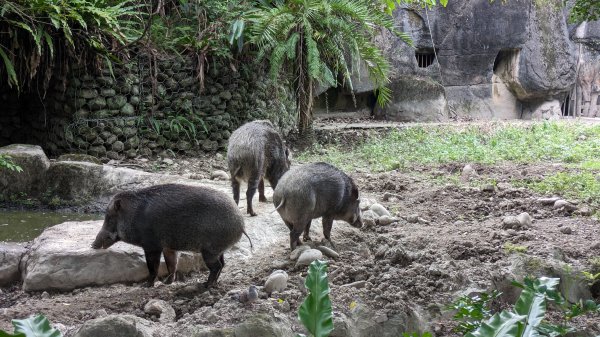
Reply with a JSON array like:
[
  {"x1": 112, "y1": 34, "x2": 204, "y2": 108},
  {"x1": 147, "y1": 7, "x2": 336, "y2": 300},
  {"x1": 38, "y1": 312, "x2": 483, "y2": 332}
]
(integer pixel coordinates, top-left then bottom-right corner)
[
  {"x1": 322, "y1": 216, "x2": 336, "y2": 249},
  {"x1": 231, "y1": 178, "x2": 241, "y2": 205},
  {"x1": 303, "y1": 221, "x2": 312, "y2": 241},
  {"x1": 163, "y1": 248, "x2": 178, "y2": 284},
  {"x1": 144, "y1": 249, "x2": 162, "y2": 287},
  {"x1": 289, "y1": 226, "x2": 303, "y2": 251},
  {"x1": 202, "y1": 250, "x2": 223, "y2": 288},
  {"x1": 246, "y1": 175, "x2": 260, "y2": 216},
  {"x1": 258, "y1": 178, "x2": 267, "y2": 202}
]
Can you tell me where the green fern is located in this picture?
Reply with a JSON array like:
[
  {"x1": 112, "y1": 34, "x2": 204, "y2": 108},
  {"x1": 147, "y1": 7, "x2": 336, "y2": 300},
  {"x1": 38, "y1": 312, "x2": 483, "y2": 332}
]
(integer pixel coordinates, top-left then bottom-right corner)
[{"x1": 243, "y1": 0, "x2": 421, "y2": 132}]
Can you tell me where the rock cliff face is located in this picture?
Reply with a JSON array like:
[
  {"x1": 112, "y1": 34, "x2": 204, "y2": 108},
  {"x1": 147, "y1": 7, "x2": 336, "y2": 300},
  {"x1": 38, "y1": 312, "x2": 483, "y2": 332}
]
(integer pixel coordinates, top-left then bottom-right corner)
[{"x1": 318, "y1": 0, "x2": 600, "y2": 122}]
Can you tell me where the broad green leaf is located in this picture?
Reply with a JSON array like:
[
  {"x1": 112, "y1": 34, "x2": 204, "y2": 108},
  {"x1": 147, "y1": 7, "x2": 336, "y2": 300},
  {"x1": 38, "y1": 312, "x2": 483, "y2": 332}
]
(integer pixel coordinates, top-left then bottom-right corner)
[
  {"x1": 514, "y1": 285, "x2": 546, "y2": 337},
  {"x1": 465, "y1": 311, "x2": 526, "y2": 337},
  {"x1": 12, "y1": 315, "x2": 62, "y2": 337},
  {"x1": 298, "y1": 260, "x2": 334, "y2": 337}
]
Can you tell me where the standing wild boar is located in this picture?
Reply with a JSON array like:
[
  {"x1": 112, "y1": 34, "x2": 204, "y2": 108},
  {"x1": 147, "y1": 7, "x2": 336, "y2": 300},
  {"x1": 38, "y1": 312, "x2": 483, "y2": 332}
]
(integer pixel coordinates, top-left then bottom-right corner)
[
  {"x1": 227, "y1": 120, "x2": 290, "y2": 216},
  {"x1": 92, "y1": 183, "x2": 251, "y2": 288},
  {"x1": 273, "y1": 162, "x2": 363, "y2": 250}
]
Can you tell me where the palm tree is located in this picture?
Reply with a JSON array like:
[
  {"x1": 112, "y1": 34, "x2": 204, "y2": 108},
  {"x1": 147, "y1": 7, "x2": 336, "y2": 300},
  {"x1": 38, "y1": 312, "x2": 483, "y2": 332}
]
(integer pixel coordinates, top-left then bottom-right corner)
[{"x1": 243, "y1": 0, "x2": 411, "y2": 135}]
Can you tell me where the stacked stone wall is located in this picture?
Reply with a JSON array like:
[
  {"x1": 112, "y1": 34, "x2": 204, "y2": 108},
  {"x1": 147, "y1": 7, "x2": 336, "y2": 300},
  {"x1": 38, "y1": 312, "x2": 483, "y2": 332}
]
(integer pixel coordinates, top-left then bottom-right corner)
[{"x1": 0, "y1": 55, "x2": 296, "y2": 159}]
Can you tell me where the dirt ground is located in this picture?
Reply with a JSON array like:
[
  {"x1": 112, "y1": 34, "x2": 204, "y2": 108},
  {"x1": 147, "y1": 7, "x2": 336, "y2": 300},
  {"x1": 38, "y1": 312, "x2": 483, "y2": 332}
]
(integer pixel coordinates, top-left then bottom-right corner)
[{"x1": 2, "y1": 123, "x2": 600, "y2": 336}]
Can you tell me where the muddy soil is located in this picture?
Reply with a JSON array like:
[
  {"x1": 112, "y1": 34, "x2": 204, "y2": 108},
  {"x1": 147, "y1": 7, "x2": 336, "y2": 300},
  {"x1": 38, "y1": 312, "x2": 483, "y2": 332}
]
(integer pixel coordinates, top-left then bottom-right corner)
[{"x1": 2, "y1": 133, "x2": 600, "y2": 335}]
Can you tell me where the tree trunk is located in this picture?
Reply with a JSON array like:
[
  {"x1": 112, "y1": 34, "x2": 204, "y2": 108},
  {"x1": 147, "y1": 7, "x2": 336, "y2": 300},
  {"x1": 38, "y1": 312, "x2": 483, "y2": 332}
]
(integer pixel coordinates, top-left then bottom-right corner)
[{"x1": 298, "y1": 77, "x2": 314, "y2": 135}]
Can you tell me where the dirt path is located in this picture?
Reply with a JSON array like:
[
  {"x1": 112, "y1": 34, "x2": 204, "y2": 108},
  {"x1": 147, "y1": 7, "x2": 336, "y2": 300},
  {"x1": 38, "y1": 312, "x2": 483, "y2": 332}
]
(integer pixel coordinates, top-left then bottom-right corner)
[{"x1": 2, "y1": 151, "x2": 600, "y2": 335}]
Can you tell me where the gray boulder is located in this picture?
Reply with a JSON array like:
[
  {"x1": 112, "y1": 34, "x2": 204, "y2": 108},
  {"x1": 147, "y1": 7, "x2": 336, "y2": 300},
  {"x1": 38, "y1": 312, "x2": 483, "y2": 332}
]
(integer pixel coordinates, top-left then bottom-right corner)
[
  {"x1": 0, "y1": 144, "x2": 50, "y2": 199},
  {"x1": 20, "y1": 221, "x2": 205, "y2": 291},
  {"x1": 73, "y1": 314, "x2": 155, "y2": 337},
  {"x1": 233, "y1": 314, "x2": 294, "y2": 337},
  {"x1": 0, "y1": 243, "x2": 26, "y2": 286},
  {"x1": 45, "y1": 161, "x2": 105, "y2": 203}
]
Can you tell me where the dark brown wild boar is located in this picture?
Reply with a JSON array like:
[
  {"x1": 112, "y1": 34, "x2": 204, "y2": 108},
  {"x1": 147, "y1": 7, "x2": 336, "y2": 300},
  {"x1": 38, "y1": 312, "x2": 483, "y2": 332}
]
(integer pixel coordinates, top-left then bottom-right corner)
[{"x1": 92, "y1": 183, "x2": 251, "y2": 288}]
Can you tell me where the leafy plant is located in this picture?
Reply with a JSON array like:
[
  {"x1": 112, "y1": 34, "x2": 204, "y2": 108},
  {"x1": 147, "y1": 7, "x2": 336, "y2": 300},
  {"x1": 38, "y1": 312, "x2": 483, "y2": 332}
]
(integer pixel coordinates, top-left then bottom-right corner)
[
  {"x1": 241, "y1": 0, "x2": 415, "y2": 134},
  {"x1": 0, "y1": 0, "x2": 145, "y2": 93},
  {"x1": 462, "y1": 277, "x2": 599, "y2": 337},
  {"x1": 297, "y1": 260, "x2": 334, "y2": 337},
  {"x1": 0, "y1": 314, "x2": 62, "y2": 337},
  {"x1": 448, "y1": 290, "x2": 501, "y2": 334},
  {"x1": 0, "y1": 154, "x2": 22, "y2": 172}
]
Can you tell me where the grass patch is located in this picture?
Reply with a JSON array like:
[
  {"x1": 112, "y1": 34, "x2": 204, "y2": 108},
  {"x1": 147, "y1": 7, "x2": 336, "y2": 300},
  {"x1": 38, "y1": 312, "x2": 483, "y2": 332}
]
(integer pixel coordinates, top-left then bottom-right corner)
[
  {"x1": 519, "y1": 172, "x2": 600, "y2": 205},
  {"x1": 504, "y1": 242, "x2": 528, "y2": 254},
  {"x1": 299, "y1": 121, "x2": 600, "y2": 172}
]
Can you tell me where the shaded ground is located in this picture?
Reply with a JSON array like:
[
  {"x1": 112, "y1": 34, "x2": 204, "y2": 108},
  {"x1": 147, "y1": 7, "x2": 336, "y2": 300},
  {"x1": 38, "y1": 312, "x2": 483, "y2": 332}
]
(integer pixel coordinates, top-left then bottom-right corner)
[{"x1": 2, "y1": 121, "x2": 600, "y2": 336}]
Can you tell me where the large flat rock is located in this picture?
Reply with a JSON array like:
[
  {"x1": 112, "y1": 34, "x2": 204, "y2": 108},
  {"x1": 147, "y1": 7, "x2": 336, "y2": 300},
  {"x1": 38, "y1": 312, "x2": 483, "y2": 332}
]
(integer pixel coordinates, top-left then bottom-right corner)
[{"x1": 20, "y1": 221, "x2": 204, "y2": 292}]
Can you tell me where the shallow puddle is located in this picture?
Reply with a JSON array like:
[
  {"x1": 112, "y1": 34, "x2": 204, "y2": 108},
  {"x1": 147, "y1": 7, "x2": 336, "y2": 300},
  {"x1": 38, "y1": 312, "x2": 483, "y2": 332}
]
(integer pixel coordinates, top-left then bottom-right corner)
[{"x1": 0, "y1": 210, "x2": 102, "y2": 242}]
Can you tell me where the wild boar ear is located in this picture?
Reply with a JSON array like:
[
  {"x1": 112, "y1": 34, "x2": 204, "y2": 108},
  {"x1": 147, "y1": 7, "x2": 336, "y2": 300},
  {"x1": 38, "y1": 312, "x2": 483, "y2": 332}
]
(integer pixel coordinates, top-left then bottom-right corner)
[
  {"x1": 114, "y1": 198, "x2": 121, "y2": 211},
  {"x1": 351, "y1": 186, "x2": 359, "y2": 200}
]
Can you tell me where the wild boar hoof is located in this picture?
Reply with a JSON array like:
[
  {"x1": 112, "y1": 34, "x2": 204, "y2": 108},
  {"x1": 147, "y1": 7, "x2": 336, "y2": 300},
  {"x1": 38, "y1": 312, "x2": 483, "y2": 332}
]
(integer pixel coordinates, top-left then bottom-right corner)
[
  {"x1": 259, "y1": 196, "x2": 268, "y2": 202},
  {"x1": 248, "y1": 210, "x2": 258, "y2": 217}
]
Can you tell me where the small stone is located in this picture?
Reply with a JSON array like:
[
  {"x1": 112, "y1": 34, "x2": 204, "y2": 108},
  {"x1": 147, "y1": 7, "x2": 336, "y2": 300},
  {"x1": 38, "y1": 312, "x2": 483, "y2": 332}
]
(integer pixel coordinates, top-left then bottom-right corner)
[
  {"x1": 295, "y1": 249, "x2": 323, "y2": 267},
  {"x1": 378, "y1": 215, "x2": 396, "y2": 226},
  {"x1": 406, "y1": 214, "x2": 419, "y2": 223},
  {"x1": 375, "y1": 244, "x2": 389, "y2": 259},
  {"x1": 370, "y1": 203, "x2": 390, "y2": 217},
  {"x1": 481, "y1": 184, "x2": 495, "y2": 192},
  {"x1": 461, "y1": 164, "x2": 477, "y2": 181},
  {"x1": 538, "y1": 197, "x2": 561, "y2": 205},
  {"x1": 553, "y1": 200, "x2": 577, "y2": 211},
  {"x1": 360, "y1": 198, "x2": 376, "y2": 211},
  {"x1": 144, "y1": 299, "x2": 176, "y2": 323},
  {"x1": 264, "y1": 270, "x2": 288, "y2": 294},
  {"x1": 162, "y1": 158, "x2": 174, "y2": 165},
  {"x1": 211, "y1": 170, "x2": 230, "y2": 181},
  {"x1": 41, "y1": 291, "x2": 50, "y2": 299},
  {"x1": 575, "y1": 206, "x2": 592, "y2": 216},
  {"x1": 271, "y1": 259, "x2": 289, "y2": 269},
  {"x1": 94, "y1": 309, "x2": 108, "y2": 318},
  {"x1": 216, "y1": 153, "x2": 224, "y2": 160},
  {"x1": 374, "y1": 313, "x2": 388, "y2": 323},
  {"x1": 317, "y1": 246, "x2": 339, "y2": 259},
  {"x1": 560, "y1": 227, "x2": 572, "y2": 235},
  {"x1": 340, "y1": 280, "x2": 366, "y2": 288},
  {"x1": 502, "y1": 216, "x2": 521, "y2": 229},
  {"x1": 290, "y1": 245, "x2": 311, "y2": 261},
  {"x1": 516, "y1": 212, "x2": 532, "y2": 227},
  {"x1": 506, "y1": 229, "x2": 517, "y2": 236},
  {"x1": 496, "y1": 182, "x2": 511, "y2": 190},
  {"x1": 417, "y1": 217, "x2": 431, "y2": 225},
  {"x1": 592, "y1": 242, "x2": 600, "y2": 250}
]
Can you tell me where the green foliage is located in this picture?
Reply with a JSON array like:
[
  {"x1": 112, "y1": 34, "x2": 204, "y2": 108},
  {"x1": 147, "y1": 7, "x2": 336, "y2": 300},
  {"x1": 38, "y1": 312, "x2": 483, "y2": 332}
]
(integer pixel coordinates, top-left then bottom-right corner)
[
  {"x1": 0, "y1": 0, "x2": 145, "y2": 93},
  {"x1": 570, "y1": 0, "x2": 600, "y2": 23},
  {"x1": 448, "y1": 290, "x2": 501, "y2": 334},
  {"x1": 149, "y1": 0, "x2": 245, "y2": 59},
  {"x1": 0, "y1": 154, "x2": 22, "y2": 172},
  {"x1": 523, "y1": 172, "x2": 600, "y2": 208},
  {"x1": 297, "y1": 260, "x2": 334, "y2": 337},
  {"x1": 0, "y1": 315, "x2": 62, "y2": 337},
  {"x1": 459, "y1": 277, "x2": 600, "y2": 337},
  {"x1": 402, "y1": 333, "x2": 433, "y2": 337},
  {"x1": 298, "y1": 122, "x2": 600, "y2": 172},
  {"x1": 242, "y1": 0, "x2": 414, "y2": 131},
  {"x1": 504, "y1": 243, "x2": 528, "y2": 254},
  {"x1": 380, "y1": 0, "x2": 448, "y2": 14}
]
